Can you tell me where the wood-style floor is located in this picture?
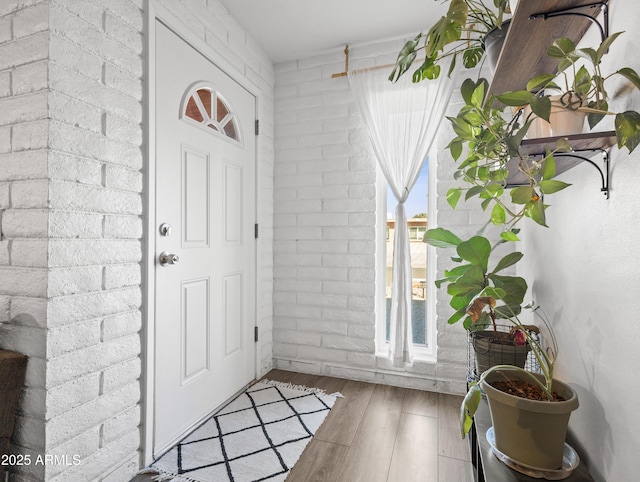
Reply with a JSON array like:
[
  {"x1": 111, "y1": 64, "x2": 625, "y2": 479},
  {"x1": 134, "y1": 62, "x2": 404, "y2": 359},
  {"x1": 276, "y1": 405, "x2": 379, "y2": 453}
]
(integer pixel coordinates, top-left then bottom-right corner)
[
  {"x1": 268, "y1": 370, "x2": 473, "y2": 482},
  {"x1": 132, "y1": 370, "x2": 474, "y2": 482}
]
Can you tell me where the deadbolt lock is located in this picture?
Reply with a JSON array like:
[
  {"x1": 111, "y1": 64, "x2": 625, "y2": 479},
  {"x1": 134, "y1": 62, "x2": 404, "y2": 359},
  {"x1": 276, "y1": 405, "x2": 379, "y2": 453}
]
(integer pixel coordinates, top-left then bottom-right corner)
[{"x1": 159, "y1": 223, "x2": 172, "y2": 237}]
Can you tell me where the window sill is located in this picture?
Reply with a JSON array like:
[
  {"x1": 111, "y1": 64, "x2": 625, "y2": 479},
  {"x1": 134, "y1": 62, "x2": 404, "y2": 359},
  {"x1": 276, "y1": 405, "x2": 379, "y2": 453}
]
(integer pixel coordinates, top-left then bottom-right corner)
[{"x1": 375, "y1": 344, "x2": 436, "y2": 365}]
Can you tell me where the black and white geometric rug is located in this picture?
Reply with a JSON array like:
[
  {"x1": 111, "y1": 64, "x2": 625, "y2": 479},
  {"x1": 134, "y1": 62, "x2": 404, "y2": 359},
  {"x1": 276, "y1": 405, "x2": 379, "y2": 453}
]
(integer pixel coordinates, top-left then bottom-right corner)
[{"x1": 145, "y1": 380, "x2": 341, "y2": 482}]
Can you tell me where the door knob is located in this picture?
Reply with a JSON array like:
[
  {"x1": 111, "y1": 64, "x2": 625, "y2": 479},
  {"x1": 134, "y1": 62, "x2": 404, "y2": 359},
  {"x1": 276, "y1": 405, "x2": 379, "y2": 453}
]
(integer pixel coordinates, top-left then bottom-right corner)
[{"x1": 159, "y1": 252, "x2": 179, "y2": 266}]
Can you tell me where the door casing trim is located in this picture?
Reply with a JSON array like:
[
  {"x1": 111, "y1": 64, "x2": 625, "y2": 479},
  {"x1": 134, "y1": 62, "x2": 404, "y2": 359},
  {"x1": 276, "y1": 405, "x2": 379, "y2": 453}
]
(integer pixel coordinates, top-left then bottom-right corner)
[{"x1": 144, "y1": 0, "x2": 263, "y2": 465}]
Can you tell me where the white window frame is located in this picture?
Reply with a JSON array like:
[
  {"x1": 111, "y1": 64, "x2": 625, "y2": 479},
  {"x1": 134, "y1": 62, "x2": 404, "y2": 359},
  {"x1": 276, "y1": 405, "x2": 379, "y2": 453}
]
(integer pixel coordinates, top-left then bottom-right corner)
[{"x1": 375, "y1": 148, "x2": 437, "y2": 361}]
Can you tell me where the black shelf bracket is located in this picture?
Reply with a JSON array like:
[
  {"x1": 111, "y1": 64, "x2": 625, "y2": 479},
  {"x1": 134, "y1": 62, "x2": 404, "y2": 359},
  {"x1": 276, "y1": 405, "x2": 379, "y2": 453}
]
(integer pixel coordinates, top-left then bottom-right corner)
[
  {"x1": 554, "y1": 148, "x2": 610, "y2": 198},
  {"x1": 529, "y1": 1, "x2": 609, "y2": 43},
  {"x1": 509, "y1": 148, "x2": 611, "y2": 198}
]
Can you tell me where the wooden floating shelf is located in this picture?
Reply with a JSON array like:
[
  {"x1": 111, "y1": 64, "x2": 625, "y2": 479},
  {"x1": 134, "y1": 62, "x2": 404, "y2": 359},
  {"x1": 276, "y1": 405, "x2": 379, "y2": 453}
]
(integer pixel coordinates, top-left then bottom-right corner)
[{"x1": 488, "y1": 0, "x2": 606, "y2": 98}]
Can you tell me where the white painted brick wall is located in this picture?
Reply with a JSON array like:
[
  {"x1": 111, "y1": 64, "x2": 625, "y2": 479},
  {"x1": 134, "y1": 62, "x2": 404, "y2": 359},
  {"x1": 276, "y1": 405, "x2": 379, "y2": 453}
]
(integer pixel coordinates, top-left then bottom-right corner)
[
  {"x1": 273, "y1": 39, "x2": 474, "y2": 394},
  {"x1": 0, "y1": 3, "x2": 50, "y2": 480},
  {"x1": 2, "y1": 0, "x2": 275, "y2": 480}
]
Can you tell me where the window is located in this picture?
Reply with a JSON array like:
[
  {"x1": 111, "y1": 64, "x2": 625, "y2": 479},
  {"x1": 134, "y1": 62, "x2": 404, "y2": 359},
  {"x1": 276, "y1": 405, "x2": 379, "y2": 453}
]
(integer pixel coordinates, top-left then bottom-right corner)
[
  {"x1": 377, "y1": 155, "x2": 436, "y2": 357},
  {"x1": 181, "y1": 83, "x2": 241, "y2": 142}
]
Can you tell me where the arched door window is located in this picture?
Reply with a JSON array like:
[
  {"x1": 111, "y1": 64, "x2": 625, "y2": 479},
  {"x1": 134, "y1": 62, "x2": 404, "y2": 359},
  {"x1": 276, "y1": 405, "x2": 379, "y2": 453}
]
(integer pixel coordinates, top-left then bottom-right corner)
[{"x1": 180, "y1": 83, "x2": 241, "y2": 143}]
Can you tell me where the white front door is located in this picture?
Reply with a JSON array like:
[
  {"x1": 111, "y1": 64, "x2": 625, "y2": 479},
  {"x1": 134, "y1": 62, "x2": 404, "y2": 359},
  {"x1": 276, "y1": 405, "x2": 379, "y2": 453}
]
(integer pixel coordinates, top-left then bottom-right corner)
[{"x1": 154, "y1": 21, "x2": 256, "y2": 455}]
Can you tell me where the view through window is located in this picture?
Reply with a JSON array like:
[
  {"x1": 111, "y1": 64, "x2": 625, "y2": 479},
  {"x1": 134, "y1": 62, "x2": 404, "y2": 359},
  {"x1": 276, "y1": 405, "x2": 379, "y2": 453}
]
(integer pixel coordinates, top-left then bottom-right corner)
[{"x1": 385, "y1": 160, "x2": 429, "y2": 345}]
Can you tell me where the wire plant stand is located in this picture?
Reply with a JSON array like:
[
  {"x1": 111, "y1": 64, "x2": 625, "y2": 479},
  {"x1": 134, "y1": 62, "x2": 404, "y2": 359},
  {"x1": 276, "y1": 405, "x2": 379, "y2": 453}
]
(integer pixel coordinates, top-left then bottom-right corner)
[{"x1": 467, "y1": 324, "x2": 543, "y2": 384}]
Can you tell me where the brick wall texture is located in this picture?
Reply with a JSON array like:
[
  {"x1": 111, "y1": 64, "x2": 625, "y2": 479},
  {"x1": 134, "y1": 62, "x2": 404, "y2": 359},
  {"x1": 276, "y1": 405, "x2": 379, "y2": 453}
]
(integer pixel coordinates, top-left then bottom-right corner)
[
  {"x1": 0, "y1": 0, "x2": 274, "y2": 480},
  {"x1": 272, "y1": 43, "x2": 473, "y2": 394}
]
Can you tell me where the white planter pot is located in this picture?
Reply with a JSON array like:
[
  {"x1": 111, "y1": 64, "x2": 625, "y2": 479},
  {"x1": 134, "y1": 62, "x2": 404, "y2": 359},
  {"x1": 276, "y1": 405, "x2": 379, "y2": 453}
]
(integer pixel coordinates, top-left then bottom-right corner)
[
  {"x1": 481, "y1": 368, "x2": 579, "y2": 470},
  {"x1": 524, "y1": 95, "x2": 587, "y2": 139}
]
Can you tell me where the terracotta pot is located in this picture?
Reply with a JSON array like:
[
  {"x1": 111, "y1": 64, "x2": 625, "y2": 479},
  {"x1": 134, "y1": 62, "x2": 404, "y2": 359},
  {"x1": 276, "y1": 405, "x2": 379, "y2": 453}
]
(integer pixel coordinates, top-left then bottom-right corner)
[{"x1": 481, "y1": 368, "x2": 579, "y2": 470}]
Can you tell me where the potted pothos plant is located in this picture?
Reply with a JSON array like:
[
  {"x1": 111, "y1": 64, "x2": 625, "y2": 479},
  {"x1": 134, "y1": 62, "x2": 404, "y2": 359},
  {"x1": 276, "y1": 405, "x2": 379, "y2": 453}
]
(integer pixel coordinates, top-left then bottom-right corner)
[
  {"x1": 497, "y1": 33, "x2": 640, "y2": 152},
  {"x1": 422, "y1": 77, "x2": 581, "y2": 470},
  {"x1": 389, "y1": 0, "x2": 510, "y2": 82}
]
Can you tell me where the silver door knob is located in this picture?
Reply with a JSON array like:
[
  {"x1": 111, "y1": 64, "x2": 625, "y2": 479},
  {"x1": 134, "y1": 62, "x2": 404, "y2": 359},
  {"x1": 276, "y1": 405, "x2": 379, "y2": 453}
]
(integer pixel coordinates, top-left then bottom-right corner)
[{"x1": 159, "y1": 252, "x2": 179, "y2": 266}]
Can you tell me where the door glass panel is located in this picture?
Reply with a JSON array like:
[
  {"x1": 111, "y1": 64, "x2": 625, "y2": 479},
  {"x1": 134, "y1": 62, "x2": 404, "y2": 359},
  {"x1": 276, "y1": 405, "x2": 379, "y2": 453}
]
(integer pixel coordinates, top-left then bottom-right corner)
[{"x1": 181, "y1": 84, "x2": 241, "y2": 143}]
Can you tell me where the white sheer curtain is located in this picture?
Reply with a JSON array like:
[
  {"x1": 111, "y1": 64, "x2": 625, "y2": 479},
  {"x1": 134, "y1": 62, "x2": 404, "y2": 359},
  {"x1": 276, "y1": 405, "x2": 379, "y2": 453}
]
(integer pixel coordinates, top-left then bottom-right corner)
[{"x1": 348, "y1": 65, "x2": 455, "y2": 367}]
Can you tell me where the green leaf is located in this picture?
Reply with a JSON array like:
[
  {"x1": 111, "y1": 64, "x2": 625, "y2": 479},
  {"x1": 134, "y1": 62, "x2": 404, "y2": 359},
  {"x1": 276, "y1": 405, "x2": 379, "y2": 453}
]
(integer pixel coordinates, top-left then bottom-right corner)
[
  {"x1": 425, "y1": 0, "x2": 468, "y2": 57},
  {"x1": 510, "y1": 186, "x2": 535, "y2": 204},
  {"x1": 617, "y1": 67, "x2": 640, "y2": 92},
  {"x1": 541, "y1": 151, "x2": 556, "y2": 180},
  {"x1": 526, "y1": 74, "x2": 556, "y2": 93},
  {"x1": 389, "y1": 34, "x2": 421, "y2": 83},
  {"x1": 412, "y1": 57, "x2": 441, "y2": 82},
  {"x1": 615, "y1": 111, "x2": 640, "y2": 153},
  {"x1": 596, "y1": 31, "x2": 624, "y2": 63},
  {"x1": 457, "y1": 236, "x2": 491, "y2": 270},
  {"x1": 449, "y1": 140, "x2": 463, "y2": 160},
  {"x1": 456, "y1": 264, "x2": 485, "y2": 285},
  {"x1": 491, "y1": 203, "x2": 506, "y2": 225},
  {"x1": 465, "y1": 185, "x2": 485, "y2": 200},
  {"x1": 575, "y1": 47, "x2": 597, "y2": 65},
  {"x1": 529, "y1": 95, "x2": 551, "y2": 122},
  {"x1": 547, "y1": 37, "x2": 576, "y2": 60},
  {"x1": 447, "y1": 188, "x2": 462, "y2": 208},
  {"x1": 424, "y1": 228, "x2": 462, "y2": 248},
  {"x1": 555, "y1": 138, "x2": 573, "y2": 152},
  {"x1": 462, "y1": 46, "x2": 484, "y2": 69},
  {"x1": 496, "y1": 90, "x2": 532, "y2": 106},
  {"x1": 447, "y1": 307, "x2": 468, "y2": 325},
  {"x1": 500, "y1": 230, "x2": 520, "y2": 242},
  {"x1": 461, "y1": 78, "x2": 482, "y2": 105},
  {"x1": 587, "y1": 100, "x2": 607, "y2": 129},
  {"x1": 461, "y1": 384, "x2": 482, "y2": 438},
  {"x1": 490, "y1": 274, "x2": 528, "y2": 305},
  {"x1": 463, "y1": 110, "x2": 484, "y2": 127},
  {"x1": 470, "y1": 82, "x2": 486, "y2": 109},
  {"x1": 539, "y1": 180, "x2": 571, "y2": 194},
  {"x1": 443, "y1": 264, "x2": 473, "y2": 280},
  {"x1": 525, "y1": 198, "x2": 547, "y2": 226},
  {"x1": 492, "y1": 252, "x2": 524, "y2": 274}
]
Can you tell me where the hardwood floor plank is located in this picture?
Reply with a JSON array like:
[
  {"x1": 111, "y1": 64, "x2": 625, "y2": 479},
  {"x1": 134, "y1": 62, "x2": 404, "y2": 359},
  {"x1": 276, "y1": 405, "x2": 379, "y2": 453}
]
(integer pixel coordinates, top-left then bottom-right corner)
[
  {"x1": 285, "y1": 439, "x2": 350, "y2": 482},
  {"x1": 337, "y1": 384, "x2": 406, "y2": 482},
  {"x1": 438, "y1": 455, "x2": 475, "y2": 482},
  {"x1": 402, "y1": 388, "x2": 438, "y2": 418},
  {"x1": 261, "y1": 369, "x2": 297, "y2": 383},
  {"x1": 387, "y1": 413, "x2": 438, "y2": 482},
  {"x1": 314, "y1": 379, "x2": 375, "y2": 446},
  {"x1": 437, "y1": 393, "x2": 471, "y2": 462}
]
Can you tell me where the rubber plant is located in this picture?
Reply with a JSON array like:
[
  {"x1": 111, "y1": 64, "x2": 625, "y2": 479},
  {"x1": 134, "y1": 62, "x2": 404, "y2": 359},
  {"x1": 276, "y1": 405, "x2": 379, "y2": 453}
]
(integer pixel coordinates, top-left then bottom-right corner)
[{"x1": 389, "y1": 0, "x2": 509, "y2": 82}]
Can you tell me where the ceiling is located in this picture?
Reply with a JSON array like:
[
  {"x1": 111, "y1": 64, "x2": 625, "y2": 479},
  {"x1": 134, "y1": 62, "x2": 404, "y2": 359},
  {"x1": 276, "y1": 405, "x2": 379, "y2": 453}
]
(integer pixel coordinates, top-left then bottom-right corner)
[{"x1": 218, "y1": 0, "x2": 448, "y2": 64}]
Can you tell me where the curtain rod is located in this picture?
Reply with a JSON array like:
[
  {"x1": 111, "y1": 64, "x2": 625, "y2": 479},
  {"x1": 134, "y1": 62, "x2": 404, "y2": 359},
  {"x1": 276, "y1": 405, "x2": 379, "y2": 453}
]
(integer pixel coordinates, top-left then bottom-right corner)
[{"x1": 330, "y1": 44, "x2": 397, "y2": 78}]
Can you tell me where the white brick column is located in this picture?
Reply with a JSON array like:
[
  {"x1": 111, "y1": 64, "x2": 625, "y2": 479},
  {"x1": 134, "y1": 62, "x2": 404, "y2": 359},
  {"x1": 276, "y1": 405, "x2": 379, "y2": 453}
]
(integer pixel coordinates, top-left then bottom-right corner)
[
  {"x1": 2, "y1": 1, "x2": 275, "y2": 480},
  {"x1": 0, "y1": 2, "x2": 50, "y2": 481}
]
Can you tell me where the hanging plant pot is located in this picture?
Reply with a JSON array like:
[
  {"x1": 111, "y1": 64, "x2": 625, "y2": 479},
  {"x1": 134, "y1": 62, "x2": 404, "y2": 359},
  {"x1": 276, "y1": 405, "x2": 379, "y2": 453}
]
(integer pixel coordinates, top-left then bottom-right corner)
[
  {"x1": 471, "y1": 329, "x2": 530, "y2": 375},
  {"x1": 483, "y1": 19, "x2": 511, "y2": 73},
  {"x1": 481, "y1": 367, "x2": 579, "y2": 470}
]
